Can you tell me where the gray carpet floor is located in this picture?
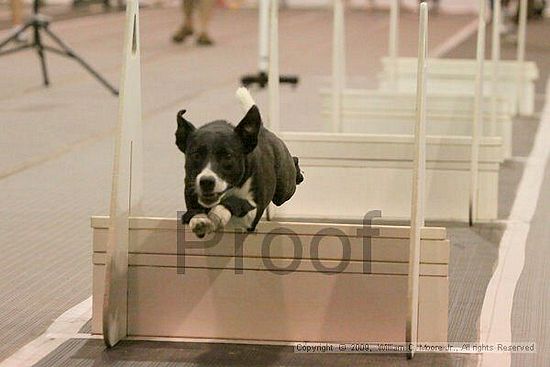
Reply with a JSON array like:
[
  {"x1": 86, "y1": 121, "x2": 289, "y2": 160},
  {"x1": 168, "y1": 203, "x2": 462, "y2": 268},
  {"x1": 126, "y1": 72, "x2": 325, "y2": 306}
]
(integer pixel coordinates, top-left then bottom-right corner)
[{"x1": 32, "y1": 339, "x2": 478, "y2": 367}]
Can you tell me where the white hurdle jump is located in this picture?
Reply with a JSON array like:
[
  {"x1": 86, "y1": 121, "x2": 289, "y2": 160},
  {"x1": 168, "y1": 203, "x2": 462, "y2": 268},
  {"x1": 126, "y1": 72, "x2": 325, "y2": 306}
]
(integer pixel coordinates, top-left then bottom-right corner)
[
  {"x1": 380, "y1": 0, "x2": 539, "y2": 117},
  {"x1": 407, "y1": 3, "x2": 428, "y2": 357},
  {"x1": 93, "y1": 0, "x2": 449, "y2": 354},
  {"x1": 320, "y1": 0, "x2": 512, "y2": 159},
  {"x1": 319, "y1": 90, "x2": 512, "y2": 160},
  {"x1": 101, "y1": 0, "x2": 143, "y2": 348},
  {"x1": 289, "y1": 1, "x2": 503, "y2": 223}
]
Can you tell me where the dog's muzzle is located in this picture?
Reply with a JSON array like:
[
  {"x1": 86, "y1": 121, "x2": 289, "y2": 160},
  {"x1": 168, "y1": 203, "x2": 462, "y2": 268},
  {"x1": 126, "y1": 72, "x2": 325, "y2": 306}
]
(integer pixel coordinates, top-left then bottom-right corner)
[
  {"x1": 198, "y1": 187, "x2": 232, "y2": 208},
  {"x1": 199, "y1": 192, "x2": 222, "y2": 207}
]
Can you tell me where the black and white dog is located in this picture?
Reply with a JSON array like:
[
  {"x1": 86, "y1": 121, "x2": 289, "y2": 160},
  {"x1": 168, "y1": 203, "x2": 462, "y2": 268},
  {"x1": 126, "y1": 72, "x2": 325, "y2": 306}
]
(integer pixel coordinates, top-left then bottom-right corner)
[{"x1": 176, "y1": 88, "x2": 303, "y2": 238}]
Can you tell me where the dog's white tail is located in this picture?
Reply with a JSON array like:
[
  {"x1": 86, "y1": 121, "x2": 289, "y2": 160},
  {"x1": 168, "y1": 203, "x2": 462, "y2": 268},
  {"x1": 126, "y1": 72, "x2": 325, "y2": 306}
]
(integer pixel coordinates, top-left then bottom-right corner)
[{"x1": 236, "y1": 87, "x2": 256, "y2": 112}]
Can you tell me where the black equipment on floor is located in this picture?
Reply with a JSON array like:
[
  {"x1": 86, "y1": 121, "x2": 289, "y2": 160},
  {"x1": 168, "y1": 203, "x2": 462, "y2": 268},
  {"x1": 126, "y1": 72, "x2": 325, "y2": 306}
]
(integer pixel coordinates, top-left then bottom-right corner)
[
  {"x1": 0, "y1": 0, "x2": 118, "y2": 95},
  {"x1": 239, "y1": 0, "x2": 298, "y2": 89},
  {"x1": 241, "y1": 71, "x2": 298, "y2": 89}
]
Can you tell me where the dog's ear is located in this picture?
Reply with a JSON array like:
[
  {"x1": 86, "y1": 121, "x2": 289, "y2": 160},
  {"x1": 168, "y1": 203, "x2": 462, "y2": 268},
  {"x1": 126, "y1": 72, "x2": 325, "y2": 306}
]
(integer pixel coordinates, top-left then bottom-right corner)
[
  {"x1": 175, "y1": 110, "x2": 195, "y2": 153},
  {"x1": 235, "y1": 105, "x2": 262, "y2": 154}
]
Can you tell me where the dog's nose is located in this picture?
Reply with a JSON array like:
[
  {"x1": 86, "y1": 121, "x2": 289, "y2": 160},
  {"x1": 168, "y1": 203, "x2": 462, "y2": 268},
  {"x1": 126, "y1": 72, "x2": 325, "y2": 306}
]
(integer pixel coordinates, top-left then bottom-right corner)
[{"x1": 199, "y1": 176, "x2": 216, "y2": 193}]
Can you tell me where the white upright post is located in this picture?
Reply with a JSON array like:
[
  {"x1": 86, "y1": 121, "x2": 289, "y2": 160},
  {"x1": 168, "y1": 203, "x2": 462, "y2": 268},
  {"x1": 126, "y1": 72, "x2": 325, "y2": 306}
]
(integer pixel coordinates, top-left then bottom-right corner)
[
  {"x1": 268, "y1": 0, "x2": 280, "y2": 132},
  {"x1": 339, "y1": 0, "x2": 346, "y2": 89},
  {"x1": 332, "y1": 0, "x2": 345, "y2": 133},
  {"x1": 516, "y1": 0, "x2": 528, "y2": 115},
  {"x1": 490, "y1": 0, "x2": 501, "y2": 136},
  {"x1": 407, "y1": 2, "x2": 428, "y2": 359},
  {"x1": 388, "y1": 0, "x2": 400, "y2": 87},
  {"x1": 265, "y1": 0, "x2": 281, "y2": 220},
  {"x1": 470, "y1": 0, "x2": 486, "y2": 226},
  {"x1": 258, "y1": 0, "x2": 270, "y2": 73},
  {"x1": 102, "y1": 0, "x2": 143, "y2": 348}
]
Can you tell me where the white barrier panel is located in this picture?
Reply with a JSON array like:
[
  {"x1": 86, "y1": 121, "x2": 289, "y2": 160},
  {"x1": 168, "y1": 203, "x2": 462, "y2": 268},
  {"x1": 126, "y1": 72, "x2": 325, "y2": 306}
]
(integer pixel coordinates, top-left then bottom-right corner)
[
  {"x1": 275, "y1": 133, "x2": 502, "y2": 222},
  {"x1": 378, "y1": 58, "x2": 539, "y2": 117},
  {"x1": 319, "y1": 89, "x2": 511, "y2": 160},
  {"x1": 91, "y1": 217, "x2": 449, "y2": 344}
]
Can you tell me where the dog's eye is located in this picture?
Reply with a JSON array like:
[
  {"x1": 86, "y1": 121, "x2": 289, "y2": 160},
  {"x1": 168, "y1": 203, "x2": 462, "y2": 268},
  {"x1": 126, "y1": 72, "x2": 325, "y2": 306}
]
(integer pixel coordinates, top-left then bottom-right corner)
[{"x1": 218, "y1": 151, "x2": 232, "y2": 160}]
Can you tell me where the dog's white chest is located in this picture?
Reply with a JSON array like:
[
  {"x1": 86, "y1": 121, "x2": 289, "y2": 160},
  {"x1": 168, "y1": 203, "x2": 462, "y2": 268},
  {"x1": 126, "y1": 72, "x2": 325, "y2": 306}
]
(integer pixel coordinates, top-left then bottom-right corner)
[
  {"x1": 228, "y1": 177, "x2": 255, "y2": 205},
  {"x1": 226, "y1": 177, "x2": 257, "y2": 229}
]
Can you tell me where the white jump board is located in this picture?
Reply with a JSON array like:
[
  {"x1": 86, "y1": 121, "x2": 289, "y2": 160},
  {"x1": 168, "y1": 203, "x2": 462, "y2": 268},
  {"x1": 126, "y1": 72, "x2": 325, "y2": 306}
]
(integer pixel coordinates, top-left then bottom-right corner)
[
  {"x1": 277, "y1": 132, "x2": 502, "y2": 222},
  {"x1": 378, "y1": 57, "x2": 539, "y2": 116},
  {"x1": 91, "y1": 216, "x2": 449, "y2": 344},
  {"x1": 320, "y1": 88, "x2": 512, "y2": 159}
]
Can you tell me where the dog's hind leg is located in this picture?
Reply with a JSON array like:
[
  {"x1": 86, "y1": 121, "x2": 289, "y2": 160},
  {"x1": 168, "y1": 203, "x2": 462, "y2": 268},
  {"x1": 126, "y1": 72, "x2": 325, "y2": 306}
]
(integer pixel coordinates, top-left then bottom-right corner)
[{"x1": 246, "y1": 209, "x2": 262, "y2": 232}]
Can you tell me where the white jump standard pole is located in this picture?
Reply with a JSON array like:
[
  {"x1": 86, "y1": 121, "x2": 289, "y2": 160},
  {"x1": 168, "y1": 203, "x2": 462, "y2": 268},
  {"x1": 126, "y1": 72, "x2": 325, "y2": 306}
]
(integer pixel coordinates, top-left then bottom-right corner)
[
  {"x1": 470, "y1": 0, "x2": 486, "y2": 226},
  {"x1": 516, "y1": 0, "x2": 528, "y2": 115},
  {"x1": 490, "y1": 0, "x2": 501, "y2": 136},
  {"x1": 240, "y1": 0, "x2": 298, "y2": 89},
  {"x1": 332, "y1": 0, "x2": 345, "y2": 133},
  {"x1": 268, "y1": 0, "x2": 281, "y2": 133},
  {"x1": 259, "y1": 0, "x2": 270, "y2": 76},
  {"x1": 264, "y1": 0, "x2": 281, "y2": 221},
  {"x1": 388, "y1": 0, "x2": 400, "y2": 87},
  {"x1": 406, "y1": 2, "x2": 428, "y2": 359},
  {"x1": 102, "y1": 0, "x2": 144, "y2": 347}
]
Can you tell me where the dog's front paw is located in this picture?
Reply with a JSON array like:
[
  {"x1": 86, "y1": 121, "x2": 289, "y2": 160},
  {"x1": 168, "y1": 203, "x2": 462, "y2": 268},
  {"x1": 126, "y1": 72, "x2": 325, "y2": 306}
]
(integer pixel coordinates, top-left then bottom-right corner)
[{"x1": 189, "y1": 214, "x2": 215, "y2": 238}]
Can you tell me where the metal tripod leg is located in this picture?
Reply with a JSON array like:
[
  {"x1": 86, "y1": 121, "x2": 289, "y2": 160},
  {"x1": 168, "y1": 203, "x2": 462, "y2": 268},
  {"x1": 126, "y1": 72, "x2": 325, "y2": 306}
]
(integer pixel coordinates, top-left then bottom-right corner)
[
  {"x1": 0, "y1": 23, "x2": 32, "y2": 52},
  {"x1": 42, "y1": 25, "x2": 119, "y2": 95},
  {"x1": 34, "y1": 26, "x2": 49, "y2": 86},
  {"x1": 0, "y1": 42, "x2": 32, "y2": 57}
]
